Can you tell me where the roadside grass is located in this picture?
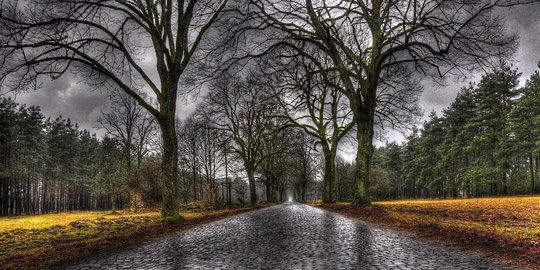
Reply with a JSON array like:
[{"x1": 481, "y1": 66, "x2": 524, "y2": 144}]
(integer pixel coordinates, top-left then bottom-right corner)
[
  {"x1": 313, "y1": 196, "x2": 540, "y2": 269},
  {"x1": 0, "y1": 203, "x2": 271, "y2": 270},
  {"x1": 0, "y1": 211, "x2": 162, "y2": 232}
]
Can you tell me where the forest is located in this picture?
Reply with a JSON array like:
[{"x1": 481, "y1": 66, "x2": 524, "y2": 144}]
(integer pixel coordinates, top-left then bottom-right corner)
[
  {"x1": 0, "y1": 0, "x2": 539, "y2": 220},
  {"x1": 0, "y1": 95, "x2": 146, "y2": 216},
  {"x1": 2, "y1": 1, "x2": 540, "y2": 269},
  {"x1": 2, "y1": 63, "x2": 538, "y2": 216},
  {"x1": 338, "y1": 65, "x2": 540, "y2": 201},
  {"x1": 0, "y1": 84, "x2": 323, "y2": 216}
]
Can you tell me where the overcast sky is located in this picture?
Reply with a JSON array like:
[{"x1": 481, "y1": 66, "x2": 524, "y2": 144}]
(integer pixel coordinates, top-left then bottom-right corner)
[
  {"x1": 5, "y1": 3, "x2": 540, "y2": 146},
  {"x1": 378, "y1": 3, "x2": 540, "y2": 145}
]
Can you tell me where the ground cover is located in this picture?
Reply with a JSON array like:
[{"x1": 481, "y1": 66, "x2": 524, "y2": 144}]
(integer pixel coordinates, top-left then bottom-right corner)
[
  {"x1": 314, "y1": 196, "x2": 540, "y2": 269},
  {"x1": 0, "y1": 203, "x2": 271, "y2": 269}
]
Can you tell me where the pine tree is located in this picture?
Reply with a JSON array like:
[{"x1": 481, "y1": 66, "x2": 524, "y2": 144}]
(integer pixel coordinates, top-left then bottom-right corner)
[
  {"x1": 418, "y1": 112, "x2": 446, "y2": 198},
  {"x1": 401, "y1": 128, "x2": 421, "y2": 198},
  {"x1": 97, "y1": 136, "x2": 124, "y2": 213},
  {"x1": 0, "y1": 98, "x2": 18, "y2": 215},
  {"x1": 507, "y1": 67, "x2": 540, "y2": 194},
  {"x1": 467, "y1": 65, "x2": 520, "y2": 196},
  {"x1": 439, "y1": 86, "x2": 477, "y2": 197}
]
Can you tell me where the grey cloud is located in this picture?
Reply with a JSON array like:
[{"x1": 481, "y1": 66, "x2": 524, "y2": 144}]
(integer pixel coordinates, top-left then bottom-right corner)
[
  {"x1": 11, "y1": 75, "x2": 110, "y2": 136},
  {"x1": 415, "y1": 2, "x2": 540, "y2": 122},
  {"x1": 378, "y1": 3, "x2": 540, "y2": 145},
  {"x1": 5, "y1": 3, "x2": 540, "y2": 146}
]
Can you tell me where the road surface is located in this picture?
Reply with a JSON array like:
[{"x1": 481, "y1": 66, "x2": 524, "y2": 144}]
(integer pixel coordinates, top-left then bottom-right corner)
[{"x1": 54, "y1": 202, "x2": 520, "y2": 269}]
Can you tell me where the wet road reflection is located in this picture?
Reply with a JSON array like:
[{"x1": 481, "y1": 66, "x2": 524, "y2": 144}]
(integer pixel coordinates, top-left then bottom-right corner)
[{"x1": 56, "y1": 202, "x2": 520, "y2": 269}]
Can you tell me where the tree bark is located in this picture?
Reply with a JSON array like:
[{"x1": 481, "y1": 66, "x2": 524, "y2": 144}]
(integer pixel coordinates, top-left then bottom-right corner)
[
  {"x1": 353, "y1": 117, "x2": 374, "y2": 206},
  {"x1": 301, "y1": 182, "x2": 306, "y2": 202},
  {"x1": 246, "y1": 167, "x2": 257, "y2": 205},
  {"x1": 271, "y1": 179, "x2": 279, "y2": 202},
  {"x1": 322, "y1": 146, "x2": 336, "y2": 203},
  {"x1": 159, "y1": 115, "x2": 180, "y2": 219}
]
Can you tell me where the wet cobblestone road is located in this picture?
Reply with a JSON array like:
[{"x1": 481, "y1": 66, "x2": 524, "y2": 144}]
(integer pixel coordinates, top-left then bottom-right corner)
[{"x1": 54, "y1": 202, "x2": 520, "y2": 269}]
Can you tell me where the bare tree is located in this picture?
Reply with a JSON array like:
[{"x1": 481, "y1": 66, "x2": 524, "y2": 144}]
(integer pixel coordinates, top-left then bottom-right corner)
[
  {"x1": 178, "y1": 117, "x2": 202, "y2": 202},
  {"x1": 289, "y1": 129, "x2": 318, "y2": 202},
  {"x1": 196, "y1": 117, "x2": 223, "y2": 206},
  {"x1": 0, "y1": 0, "x2": 229, "y2": 218},
  {"x1": 98, "y1": 91, "x2": 156, "y2": 212},
  {"x1": 272, "y1": 51, "x2": 354, "y2": 203},
  {"x1": 237, "y1": 0, "x2": 531, "y2": 205},
  {"x1": 257, "y1": 118, "x2": 293, "y2": 202},
  {"x1": 203, "y1": 72, "x2": 282, "y2": 204}
]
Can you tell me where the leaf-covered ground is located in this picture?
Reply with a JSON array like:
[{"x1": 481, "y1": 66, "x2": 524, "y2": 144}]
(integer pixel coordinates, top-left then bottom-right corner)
[
  {"x1": 0, "y1": 204, "x2": 271, "y2": 270},
  {"x1": 314, "y1": 196, "x2": 540, "y2": 269}
]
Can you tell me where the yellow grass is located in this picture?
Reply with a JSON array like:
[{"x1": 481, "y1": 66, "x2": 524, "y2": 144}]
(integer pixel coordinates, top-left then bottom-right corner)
[
  {"x1": 375, "y1": 196, "x2": 540, "y2": 206},
  {"x1": 380, "y1": 196, "x2": 540, "y2": 238},
  {"x1": 0, "y1": 207, "x2": 241, "y2": 232},
  {"x1": 0, "y1": 205, "x2": 266, "y2": 270},
  {"x1": 0, "y1": 211, "x2": 162, "y2": 232}
]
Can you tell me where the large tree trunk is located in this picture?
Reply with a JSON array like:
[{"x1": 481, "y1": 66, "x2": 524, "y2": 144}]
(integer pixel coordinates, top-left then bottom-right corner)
[
  {"x1": 129, "y1": 188, "x2": 144, "y2": 212},
  {"x1": 246, "y1": 167, "x2": 257, "y2": 205},
  {"x1": 322, "y1": 146, "x2": 336, "y2": 203},
  {"x1": 159, "y1": 116, "x2": 180, "y2": 219},
  {"x1": 353, "y1": 117, "x2": 374, "y2": 206}
]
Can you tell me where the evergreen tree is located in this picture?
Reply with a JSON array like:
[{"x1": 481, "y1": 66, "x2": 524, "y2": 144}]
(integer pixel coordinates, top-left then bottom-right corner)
[
  {"x1": 439, "y1": 86, "x2": 477, "y2": 198},
  {"x1": 97, "y1": 136, "x2": 124, "y2": 213},
  {"x1": 365, "y1": 65, "x2": 535, "y2": 199},
  {"x1": 467, "y1": 65, "x2": 520, "y2": 196},
  {"x1": 418, "y1": 112, "x2": 446, "y2": 198},
  {"x1": 507, "y1": 67, "x2": 540, "y2": 194},
  {"x1": 401, "y1": 128, "x2": 421, "y2": 198}
]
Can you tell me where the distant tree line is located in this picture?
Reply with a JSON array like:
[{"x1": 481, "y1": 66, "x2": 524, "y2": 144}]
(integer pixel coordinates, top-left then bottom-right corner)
[
  {"x1": 336, "y1": 65, "x2": 540, "y2": 201},
  {"x1": 0, "y1": 79, "x2": 324, "y2": 216},
  {"x1": 0, "y1": 98, "x2": 125, "y2": 216},
  {"x1": 2, "y1": 64, "x2": 537, "y2": 217},
  {"x1": 177, "y1": 70, "x2": 322, "y2": 205},
  {"x1": 2, "y1": 0, "x2": 531, "y2": 218}
]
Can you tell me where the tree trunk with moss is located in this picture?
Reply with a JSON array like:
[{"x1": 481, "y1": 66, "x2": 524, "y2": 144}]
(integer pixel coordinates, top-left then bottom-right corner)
[
  {"x1": 352, "y1": 93, "x2": 376, "y2": 206},
  {"x1": 246, "y1": 167, "x2": 257, "y2": 205},
  {"x1": 354, "y1": 122, "x2": 374, "y2": 206},
  {"x1": 322, "y1": 144, "x2": 337, "y2": 203},
  {"x1": 159, "y1": 113, "x2": 180, "y2": 220}
]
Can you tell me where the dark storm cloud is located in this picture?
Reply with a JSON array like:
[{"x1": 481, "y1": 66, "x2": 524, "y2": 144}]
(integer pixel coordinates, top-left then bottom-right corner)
[
  {"x1": 415, "y1": 2, "x2": 540, "y2": 126},
  {"x1": 5, "y1": 2, "x2": 540, "y2": 143},
  {"x1": 502, "y1": 4, "x2": 540, "y2": 76},
  {"x1": 11, "y1": 75, "x2": 110, "y2": 135},
  {"x1": 376, "y1": 2, "x2": 540, "y2": 146},
  {"x1": 8, "y1": 64, "x2": 200, "y2": 137}
]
